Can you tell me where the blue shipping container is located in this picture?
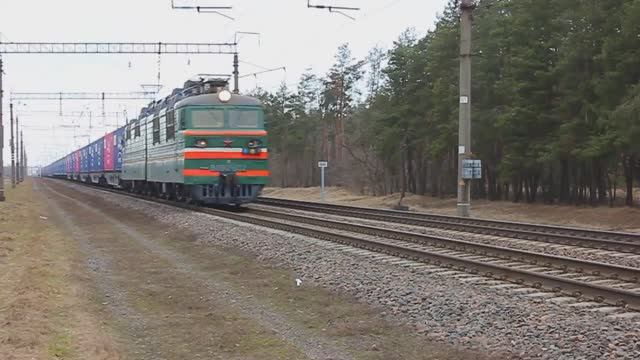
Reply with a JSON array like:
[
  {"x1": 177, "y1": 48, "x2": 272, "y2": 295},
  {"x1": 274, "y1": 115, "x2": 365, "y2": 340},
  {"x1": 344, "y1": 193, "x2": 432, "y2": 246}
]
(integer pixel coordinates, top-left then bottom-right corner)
[
  {"x1": 114, "y1": 126, "x2": 125, "y2": 171},
  {"x1": 89, "y1": 138, "x2": 104, "y2": 172},
  {"x1": 81, "y1": 146, "x2": 89, "y2": 173}
]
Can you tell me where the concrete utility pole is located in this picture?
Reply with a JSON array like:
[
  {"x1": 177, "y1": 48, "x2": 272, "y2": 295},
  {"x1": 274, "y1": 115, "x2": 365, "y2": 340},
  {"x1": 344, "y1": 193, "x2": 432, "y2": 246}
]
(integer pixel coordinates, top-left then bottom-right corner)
[
  {"x1": 20, "y1": 131, "x2": 24, "y2": 182},
  {"x1": 457, "y1": 0, "x2": 475, "y2": 217},
  {"x1": 0, "y1": 55, "x2": 5, "y2": 201},
  {"x1": 16, "y1": 115, "x2": 20, "y2": 183},
  {"x1": 233, "y1": 52, "x2": 239, "y2": 94},
  {"x1": 231, "y1": 32, "x2": 260, "y2": 95},
  {"x1": 10, "y1": 103, "x2": 15, "y2": 188}
]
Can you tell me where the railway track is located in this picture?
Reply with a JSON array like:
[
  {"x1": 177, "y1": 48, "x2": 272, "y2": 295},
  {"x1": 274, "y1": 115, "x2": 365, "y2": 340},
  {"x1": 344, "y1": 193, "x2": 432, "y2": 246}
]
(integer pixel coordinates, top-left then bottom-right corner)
[
  {"x1": 49, "y1": 179, "x2": 640, "y2": 311},
  {"x1": 256, "y1": 197, "x2": 640, "y2": 254}
]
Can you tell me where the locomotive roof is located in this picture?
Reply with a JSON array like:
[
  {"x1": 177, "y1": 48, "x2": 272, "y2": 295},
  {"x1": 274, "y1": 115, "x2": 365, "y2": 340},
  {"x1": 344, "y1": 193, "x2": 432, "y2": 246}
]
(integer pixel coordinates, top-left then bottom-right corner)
[
  {"x1": 175, "y1": 92, "x2": 262, "y2": 108},
  {"x1": 135, "y1": 92, "x2": 262, "y2": 119}
]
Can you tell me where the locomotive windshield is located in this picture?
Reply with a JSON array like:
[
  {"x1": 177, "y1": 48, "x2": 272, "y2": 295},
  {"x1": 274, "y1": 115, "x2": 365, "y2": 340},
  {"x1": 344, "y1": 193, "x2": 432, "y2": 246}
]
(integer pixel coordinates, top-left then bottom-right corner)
[
  {"x1": 190, "y1": 109, "x2": 224, "y2": 128},
  {"x1": 229, "y1": 110, "x2": 260, "y2": 128},
  {"x1": 185, "y1": 107, "x2": 263, "y2": 129}
]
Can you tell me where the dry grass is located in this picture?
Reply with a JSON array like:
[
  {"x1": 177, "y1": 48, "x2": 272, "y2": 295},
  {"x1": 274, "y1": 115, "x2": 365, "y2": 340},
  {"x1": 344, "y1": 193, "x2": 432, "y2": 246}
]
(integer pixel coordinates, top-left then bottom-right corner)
[
  {"x1": 0, "y1": 179, "x2": 120, "y2": 359},
  {"x1": 156, "y1": 236, "x2": 489, "y2": 360},
  {"x1": 263, "y1": 186, "x2": 640, "y2": 232},
  {"x1": 43, "y1": 180, "x2": 304, "y2": 359}
]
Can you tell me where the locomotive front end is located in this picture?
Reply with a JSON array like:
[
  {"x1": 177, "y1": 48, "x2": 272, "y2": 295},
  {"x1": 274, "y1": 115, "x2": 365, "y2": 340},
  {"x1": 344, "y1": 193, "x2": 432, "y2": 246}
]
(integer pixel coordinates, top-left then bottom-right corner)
[{"x1": 176, "y1": 88, "x2": 269, "y2": 205}]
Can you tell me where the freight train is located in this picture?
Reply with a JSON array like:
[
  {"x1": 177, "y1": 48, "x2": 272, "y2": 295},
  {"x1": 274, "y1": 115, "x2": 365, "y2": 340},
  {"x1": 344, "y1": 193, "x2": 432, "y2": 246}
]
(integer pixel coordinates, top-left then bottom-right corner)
[{"x1": 42, "y1": 77, "x2": 269, "y2": 205}]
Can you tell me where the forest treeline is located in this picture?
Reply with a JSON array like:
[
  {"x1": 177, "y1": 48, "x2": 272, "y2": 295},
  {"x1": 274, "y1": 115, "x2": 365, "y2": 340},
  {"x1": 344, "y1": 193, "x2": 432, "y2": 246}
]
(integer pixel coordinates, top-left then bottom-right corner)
[{"x1": 251, "y1": 0, "x2": 640, "y2": 207}]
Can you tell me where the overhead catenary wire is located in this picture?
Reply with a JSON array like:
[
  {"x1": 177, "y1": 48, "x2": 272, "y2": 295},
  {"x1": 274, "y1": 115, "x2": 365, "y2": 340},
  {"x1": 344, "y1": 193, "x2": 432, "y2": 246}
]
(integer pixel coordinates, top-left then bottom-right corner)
[
  {"x1": 239, "y1": 60, "x2": 270, "y2": 71},
  {"x1": 239, "y1": 66, "x2": 286, "y2": 79}
]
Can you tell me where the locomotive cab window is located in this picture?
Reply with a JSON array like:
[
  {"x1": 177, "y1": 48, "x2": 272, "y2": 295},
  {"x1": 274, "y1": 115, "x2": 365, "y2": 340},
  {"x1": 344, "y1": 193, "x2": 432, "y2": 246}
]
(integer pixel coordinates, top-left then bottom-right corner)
[
  {"x1": 176, "y1": 109, "x2": 184, "y2": 129},
  {"x1": 229, "y1": 109, "x2": 260, "y2": 128},
  {"x1": 190, "y1": 109, "x2": 224, "y2": 128},
  {"x1": 152, "y1": 117, "x2": 160, "y2": 144},
  {"x1": 166, "y1": 110, "x2": 176, "y2": 140},
  {"x1": 125, "y1": 125, "x2": 131, "y2": 140},
  {"x1": 134, "y1": 120, "x2": 141, "y2": 138}
]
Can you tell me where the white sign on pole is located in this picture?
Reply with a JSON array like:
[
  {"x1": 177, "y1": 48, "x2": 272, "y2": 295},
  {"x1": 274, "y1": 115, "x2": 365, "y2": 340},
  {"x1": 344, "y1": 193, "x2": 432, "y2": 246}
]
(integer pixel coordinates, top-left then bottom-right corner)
[{"x1": 318, "y1": 161, "x2": 327, "y2": 202}]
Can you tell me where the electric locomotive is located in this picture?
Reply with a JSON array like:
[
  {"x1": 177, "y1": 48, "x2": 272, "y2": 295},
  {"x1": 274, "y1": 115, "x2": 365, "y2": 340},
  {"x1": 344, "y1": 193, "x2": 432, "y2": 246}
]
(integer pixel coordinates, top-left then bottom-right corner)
[{"x1": 121, "y1": 77, "x2": 268, "y2": 204}]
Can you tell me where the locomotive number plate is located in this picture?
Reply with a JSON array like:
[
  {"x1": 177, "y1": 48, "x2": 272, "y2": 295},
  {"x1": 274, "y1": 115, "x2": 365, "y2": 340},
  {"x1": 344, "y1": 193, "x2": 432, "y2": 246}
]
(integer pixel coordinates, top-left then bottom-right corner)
[{"x1": 210, "y1": 164, "x2": 247, "y2": 172}]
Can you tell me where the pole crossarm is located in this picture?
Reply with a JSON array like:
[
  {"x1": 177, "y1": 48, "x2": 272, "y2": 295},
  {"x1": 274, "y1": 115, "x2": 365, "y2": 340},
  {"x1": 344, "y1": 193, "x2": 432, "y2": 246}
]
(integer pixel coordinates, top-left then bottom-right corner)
[
  {"x1": 307, "y1": 1, "x2": 360, "y2": 20},
  {"x1": 171, "y1": 0, "x2": 234, "y2": 19},
  {"x1": 0, "y1": 42, "x2": 237, "y2": 54},
  {"x1": 10, "y1": 91, "x2": 157, "y2": 101}
]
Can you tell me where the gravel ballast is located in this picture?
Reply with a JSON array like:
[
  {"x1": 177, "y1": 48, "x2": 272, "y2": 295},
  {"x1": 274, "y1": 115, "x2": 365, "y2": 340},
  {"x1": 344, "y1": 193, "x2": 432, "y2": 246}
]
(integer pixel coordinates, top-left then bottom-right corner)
[{"x1": 67, "y1": 182, "x2": 640, "y2": 360}]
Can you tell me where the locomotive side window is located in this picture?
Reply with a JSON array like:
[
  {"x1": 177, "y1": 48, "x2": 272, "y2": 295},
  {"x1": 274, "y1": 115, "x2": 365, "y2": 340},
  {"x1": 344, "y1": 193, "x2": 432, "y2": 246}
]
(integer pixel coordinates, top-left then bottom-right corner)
[
  {"x1": 176, "y1": 109, "x2": 184, "y2": 129},
  {"x1": 229, "y1": 110, "x2": 260, "y2": 128},
  {"x1": 134, "y1": 120, "x2": 141, "y2": 138},
  {"x1": 126, "y1": 124, "x2": 131, "y2": 140},
  {"x1": 152, "y1": 117, "x2": 160, "y2": 144},
  {"x1": 166, "y1": 110, "x2": 175, "y2": 140},
  {"x1": 191, "y1": 109, "x2": 224, "y2": 128}
]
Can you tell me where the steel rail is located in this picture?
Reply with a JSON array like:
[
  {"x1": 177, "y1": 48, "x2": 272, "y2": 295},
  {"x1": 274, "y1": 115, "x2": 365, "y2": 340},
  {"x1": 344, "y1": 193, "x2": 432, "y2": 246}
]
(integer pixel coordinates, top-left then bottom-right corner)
[
  {"x1": 255, "y1": 198, "x2": 640, "y2": 254},
  {"x1": 246, "y1": 208, "x2": 640, "y2": 283},
  {"x1": 44, "y1": 179, "x2": 640, "y2": 311},
  {"x1": 225, "y1": 211, "x2": 640, "y2": 312}
]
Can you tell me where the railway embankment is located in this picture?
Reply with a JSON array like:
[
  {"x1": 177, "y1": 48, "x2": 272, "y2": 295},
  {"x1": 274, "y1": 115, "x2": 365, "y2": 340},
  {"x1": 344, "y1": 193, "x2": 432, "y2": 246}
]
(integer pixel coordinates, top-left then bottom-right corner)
[
  {"x1": 62, "y1": 178, "x2": 640, "y2": 359},
  {"x1": 30, "y1": 178, "x2": 483, "y2": 360}
]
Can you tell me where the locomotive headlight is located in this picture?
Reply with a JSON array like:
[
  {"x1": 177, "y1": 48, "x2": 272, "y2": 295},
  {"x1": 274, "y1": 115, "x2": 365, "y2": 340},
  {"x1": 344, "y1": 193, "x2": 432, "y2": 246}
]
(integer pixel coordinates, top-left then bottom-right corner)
[
  {"x1": 218, "y1": 89, "x2": 232, "y2": 102},
  {"x1": 247, "y1": 139, "x2": 262, "y2": 148},
  {"x1": 243, "y1": 139, "x2": 262, "y2": 154},
  {"x1": 195, "y1": 139, "x2": 208, "y2": 148}
]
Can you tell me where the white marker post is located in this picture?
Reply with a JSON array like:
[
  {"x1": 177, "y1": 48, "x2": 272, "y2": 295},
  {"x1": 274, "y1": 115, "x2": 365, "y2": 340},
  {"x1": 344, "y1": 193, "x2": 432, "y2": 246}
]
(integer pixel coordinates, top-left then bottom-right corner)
[{"x1": 318, "y1": 161, "x2": 328, "y2": 202}]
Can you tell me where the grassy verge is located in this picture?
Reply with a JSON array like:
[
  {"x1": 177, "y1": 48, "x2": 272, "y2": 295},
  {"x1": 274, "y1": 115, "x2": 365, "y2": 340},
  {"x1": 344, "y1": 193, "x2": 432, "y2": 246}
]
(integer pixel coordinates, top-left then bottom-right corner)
[
  {"x1": 0, "y1": 179, "x2": 118, "y2": 359},
  {"x1": 42, "y1": 180, "x2": 305, "y2": 359},
  {"x1": 156, "y1": 228, "x2": 486, "y2": 360}
]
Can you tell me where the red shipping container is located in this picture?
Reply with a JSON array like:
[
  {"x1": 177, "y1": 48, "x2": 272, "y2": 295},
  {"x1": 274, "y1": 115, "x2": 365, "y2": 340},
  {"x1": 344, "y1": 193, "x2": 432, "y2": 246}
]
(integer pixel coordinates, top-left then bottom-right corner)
[
  {"x1": 75, "y1": 150, "x2": 81, "y2": 173},
  {"x1": 104, "y1": 132, "x2": 115, "y2": 171}
]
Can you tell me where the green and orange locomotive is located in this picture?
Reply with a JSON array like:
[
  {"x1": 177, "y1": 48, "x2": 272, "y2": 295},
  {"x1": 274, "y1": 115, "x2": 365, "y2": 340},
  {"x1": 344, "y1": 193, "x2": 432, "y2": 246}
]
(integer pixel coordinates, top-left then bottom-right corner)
[{"x1": 43, "y1": 76, "x2": 269, "y2": 205}]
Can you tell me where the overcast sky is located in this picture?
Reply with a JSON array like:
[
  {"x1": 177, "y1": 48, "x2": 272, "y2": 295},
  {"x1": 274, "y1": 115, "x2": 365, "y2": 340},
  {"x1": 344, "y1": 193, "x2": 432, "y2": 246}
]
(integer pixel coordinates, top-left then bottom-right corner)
[{"x1": 0, "y1": 0, "x2": 449, "y2": 166}]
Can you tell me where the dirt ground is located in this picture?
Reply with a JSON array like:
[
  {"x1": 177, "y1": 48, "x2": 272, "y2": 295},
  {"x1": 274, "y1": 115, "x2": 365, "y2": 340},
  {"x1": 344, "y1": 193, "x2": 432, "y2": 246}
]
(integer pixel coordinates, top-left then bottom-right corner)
[
  {"x1": 1, "y1": 178, "x2": 489, "y2": 360},
  {"x1": 263, "y1": 187, "x2": 640, "y2": 233}
]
